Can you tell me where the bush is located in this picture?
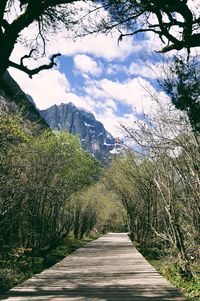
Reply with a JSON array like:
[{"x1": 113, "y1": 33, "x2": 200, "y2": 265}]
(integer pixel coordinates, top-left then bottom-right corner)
[{"x1": 0, "y1": 268, "x2": 25, "y2": 292}]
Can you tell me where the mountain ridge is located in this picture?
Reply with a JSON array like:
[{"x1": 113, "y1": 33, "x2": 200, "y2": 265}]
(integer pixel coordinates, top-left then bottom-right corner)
[{"x1": 40, "y1": 102, "x2": 123, "y2": 163}]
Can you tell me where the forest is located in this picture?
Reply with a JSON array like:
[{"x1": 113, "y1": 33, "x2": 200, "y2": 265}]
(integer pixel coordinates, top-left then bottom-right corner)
[
  {"x1": 0, "y1": 57, "x2": 199, "y2": 299},
  {"x1": 0, "y1": 0, "x2": 200, "y2": 300}
]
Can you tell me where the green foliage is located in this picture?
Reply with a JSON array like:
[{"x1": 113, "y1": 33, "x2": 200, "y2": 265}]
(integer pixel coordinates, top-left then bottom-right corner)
[
  {"x1": 1, "y1": 105, "x2": 199, "y2": 301},
  {"x1": 0, "y1": 237, "x2": 90, "y2": 293},
  {"x1": 0, "y1": 113, "x2": 30, "y2": 151},
  {"x1": 104, "y1": 109, "x2": 200, "y2": 278},
  {"x1": 71, "y1": 182, "x2": 127, "y2": 239},
  {"x1": 149, "y1": 259, "x2": 200, "y2": 301},
  {"x1": 162, "y1": 56, "x2": 200, "y2": 132},
  {"x1": 104, "y1": 152, "x2": 156, "y2": 243},
  {"x1": 0, "y1": 268, "x2": 26, "y2": 293},
  {"x1": 0, "y1": 117, "x2": 100, "y2": 250}
]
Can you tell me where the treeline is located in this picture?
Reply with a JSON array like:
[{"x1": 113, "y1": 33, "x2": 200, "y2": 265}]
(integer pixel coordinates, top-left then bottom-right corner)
[{"x1": 0, "y1": 113, "x2": 126, "y2": 256}]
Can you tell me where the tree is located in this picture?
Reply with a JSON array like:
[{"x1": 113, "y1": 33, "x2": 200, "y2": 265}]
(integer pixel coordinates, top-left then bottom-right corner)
[
  {"x1": 72, "y1": 182, "x2": 127, "y2": 239},
  {"x1": 160, "y1": 55, "x2": 200, "y2": 132},
  {"x1": 119, "y1": 104, "x2": 199, "y2": 277},
  {"x1": 0, "y1": 113, "x2": 30, "y2": 152},
  {"x1": 100, "y1": 0, "x2": 200, "y2": 54},
  {"x1": 1, "y1": 1, "x2": 200, "y2": 78},
  {"x1": 104, "y1": 152, "x2": 158, "y2": 244},
  {"x1": 0, "y1": 124, "x2": 100, "y2": 249},
  {"x1": 0, "y1": 0, "x2": 86, "y2": 77}
]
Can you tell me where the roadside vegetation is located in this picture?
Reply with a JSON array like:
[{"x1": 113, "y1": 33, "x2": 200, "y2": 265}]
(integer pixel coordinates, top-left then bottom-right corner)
[
  {"x1": 0, "y1": 235, "x2": 92, "y2": 293},
  {"x1": 100, "y1": 108, "x2": 200, "y2": 300},
  {"x1": 149, "y1": 258, "x2": 200, "y2": 301},
  {"x1": 0, "y1": 112, "x2": 126, "y2": 292},
  {"x1": 97, "y1": 56, "x2": 199, "y2": 300}
]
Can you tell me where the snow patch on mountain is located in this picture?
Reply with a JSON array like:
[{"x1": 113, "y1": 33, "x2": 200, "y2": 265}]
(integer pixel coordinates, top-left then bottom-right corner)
[{"x1": 40, "y1": 102, "x2": 125, "y2": 163}]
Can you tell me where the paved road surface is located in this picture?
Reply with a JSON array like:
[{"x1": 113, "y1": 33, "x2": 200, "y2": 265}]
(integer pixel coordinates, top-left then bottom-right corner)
[{"x1": 0, "y1": 233, "x2": 187, "y2": 300}]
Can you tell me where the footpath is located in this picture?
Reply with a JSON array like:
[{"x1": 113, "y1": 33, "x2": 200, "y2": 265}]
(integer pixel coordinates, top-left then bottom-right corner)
[{"x1": 0, "y1": 233, "x2": 187, "y2": 300}]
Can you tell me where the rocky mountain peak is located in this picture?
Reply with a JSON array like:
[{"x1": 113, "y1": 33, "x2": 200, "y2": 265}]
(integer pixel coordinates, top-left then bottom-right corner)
[{"x1": 40, "y1": 102, "x2": 124, "y2": 163}]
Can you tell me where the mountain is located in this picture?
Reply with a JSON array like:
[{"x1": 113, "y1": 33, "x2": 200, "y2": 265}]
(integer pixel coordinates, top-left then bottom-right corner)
[
  {"x1": 0, "y1": 72, "x2": 124, "y2": 162},
  {"x1": 40, "y1": 102, "x2": 124, "y2": 162}
]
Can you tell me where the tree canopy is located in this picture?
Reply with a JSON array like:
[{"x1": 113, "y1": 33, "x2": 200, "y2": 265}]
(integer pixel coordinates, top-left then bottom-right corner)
[
  {"x1": 101, "y1": 0, "x2": 200, "y2": 54},
  {"x1": 161, "y1": 55, "x2": 200, "y2": 132},
  {"x1": 1, "y1": 0, "x2": 200, "y2": 77},
  {"x1": 0, "y1": 116, "x2": 101, "y2": 248}
]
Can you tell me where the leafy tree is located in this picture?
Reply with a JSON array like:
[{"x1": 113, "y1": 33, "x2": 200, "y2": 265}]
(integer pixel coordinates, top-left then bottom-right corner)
[
  {"x1": 72, "y1": 182, "x2": 126, "y2": 239},
  {"x1": 0, "y1": 113, "x2": 30, "y2": 212},
  {"x1": 0, "y1": 125, "x2": 100, "y2": 250},
  {"x1": 0, "y1": 113, "x2": 30, "y2": 151},
  {"x1": 104, "y1": 152, "x2": 157, "y2": 243},
  {"x1": 161, "y1": 55, "x2": 200, "y2": 132}
]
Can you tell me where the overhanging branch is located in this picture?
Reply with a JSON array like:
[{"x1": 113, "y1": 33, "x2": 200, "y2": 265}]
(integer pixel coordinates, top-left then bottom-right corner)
[
  {"x1": 8, "y1": 53, "x2": 61, "y2": 78},
  {"x1": 118, "y1": 28, "x2": 162, "y2": 44},
  {"x1": 156, "y1": 43, "x2": 183, "y2": 53},
  {"x1": 156, "y1": 33, "x2": 200, "y2": 53},
  {"x1": 20, "y1": 48, "x2": 36, "y2": 66}
]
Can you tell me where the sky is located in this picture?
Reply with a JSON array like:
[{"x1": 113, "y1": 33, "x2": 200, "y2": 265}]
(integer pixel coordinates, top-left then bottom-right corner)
[{"x1": 8, "y1": 0, "x2": 199, "y2": 138}]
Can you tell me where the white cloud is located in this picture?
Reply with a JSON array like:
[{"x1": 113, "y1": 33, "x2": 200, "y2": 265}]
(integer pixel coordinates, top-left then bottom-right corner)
[
  {"x1": 89, "y1": 96, "x2": 118, "y2": 112},
  {"x1": 188, "y1": 0, "x2": 200, "y2": 15},
  {"x1": 8, "y1": 41, "x2": 172, "y2": 138},
  {"x1": 55, "y1": 32, "x2": 140, "y2": 61},
  {"x1": 74, "y1": 54, "x2": 102, "y2": 76},
  {"x1": 129, "y1": 61, "x2": 158, "y2": 79},
  {"x1": 9, "y1": 1, "x2": 141, "y2": 65},
  {"x1": 84, "y1": 84, "x2": 107, "y2": 99},
  {"x1": 97, "y1": 109, "x2": 136, "y2": 138},
  {"x1": 49, "y1": 1, "x2": 141, "y2": 61},
  {"x1": 6, "y1": 0, "x2": 178, "y2": 139},
  {"x1": 9, "y1": 67, "x2": 71, "y2": 110},
  {"x1": 63, "y1": 93, "x2": 96, "y2": 113},
  {"x1": 85, "y1": 76, "x2": 171, "y2": 117},
  {"x1": 8, "y1": 0, "x2": 200, "y2": 69},
  {"x1": 106, "y1": 63, "x2": 128, "y2": 76}
]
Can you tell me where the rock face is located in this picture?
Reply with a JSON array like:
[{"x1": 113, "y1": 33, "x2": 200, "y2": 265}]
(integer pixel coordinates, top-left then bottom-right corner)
[
  {"x1": 40, "y1": 102, "x2": 123, "y2": 162},
  {"x1": 0, "y1": 72, "x2": 48, "y2": 130}
]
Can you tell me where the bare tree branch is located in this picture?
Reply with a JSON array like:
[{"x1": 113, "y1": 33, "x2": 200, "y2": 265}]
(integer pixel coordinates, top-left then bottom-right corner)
[
  {"x1": 0, "y1": 0, "x2": 200, "y2": 77},
  {"x1": 98, "y1": 0, "x2": 200, "y2": 54},
  {"x1": 8, "y1": 53, "x2": 61, "y2": 78}
]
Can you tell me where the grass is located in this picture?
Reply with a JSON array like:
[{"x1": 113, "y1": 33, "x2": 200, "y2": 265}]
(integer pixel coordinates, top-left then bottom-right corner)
[
  {"x1": 149, "y1": 258, "x2": 200, "y2": 301},
  {"x1": 0, "y1": 236, "x2": 92, "y2": 293},
  {"x1": 132, "y1": 238, "x2": 200, "y2": 301}
]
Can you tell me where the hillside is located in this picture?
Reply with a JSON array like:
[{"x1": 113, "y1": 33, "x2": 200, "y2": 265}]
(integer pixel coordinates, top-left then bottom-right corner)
[{"x1": 0, "y1": 71, "x2": 48, "y2": 131}]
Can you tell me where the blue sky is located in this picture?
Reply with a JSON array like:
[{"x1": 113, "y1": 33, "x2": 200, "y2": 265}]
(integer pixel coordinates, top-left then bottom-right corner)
[{"x1": 8, "y1": 1, "x2": 198, "y2": 137}]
